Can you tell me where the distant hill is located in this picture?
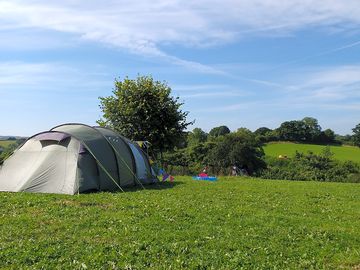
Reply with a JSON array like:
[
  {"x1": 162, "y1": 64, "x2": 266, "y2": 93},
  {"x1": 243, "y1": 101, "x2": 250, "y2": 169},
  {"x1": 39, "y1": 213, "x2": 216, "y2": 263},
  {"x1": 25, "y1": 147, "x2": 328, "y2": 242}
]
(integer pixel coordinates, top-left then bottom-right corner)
[
  {"x1": 264, "y1": 142, "x2": 360, "y2": 163},
  {"x1": 0, "y1": 136, "x2": 26, "y2": 140},
  {"x1": 0, "y1": 140, "x2": 19, "y2": 149}
]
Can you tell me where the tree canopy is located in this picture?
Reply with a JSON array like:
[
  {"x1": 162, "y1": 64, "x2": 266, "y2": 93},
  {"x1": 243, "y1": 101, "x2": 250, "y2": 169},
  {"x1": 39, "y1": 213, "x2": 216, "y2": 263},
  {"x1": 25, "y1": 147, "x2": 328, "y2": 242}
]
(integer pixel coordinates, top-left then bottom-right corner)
[
  {"x1": 98, "y1": 75, "x2": 193, "y2": 156},
  {"x1": 352, "y1": 123, "x2": 360, "y2": 147},
  {"x1": 207, "y1": 132, "x2": 265, "y2": 174},
  {"x1": 187, "y1": 128, "x2": 208, "y2": 146},
  {"x1": 209, "y1": 126, "x2": 230, "y2": 137}
]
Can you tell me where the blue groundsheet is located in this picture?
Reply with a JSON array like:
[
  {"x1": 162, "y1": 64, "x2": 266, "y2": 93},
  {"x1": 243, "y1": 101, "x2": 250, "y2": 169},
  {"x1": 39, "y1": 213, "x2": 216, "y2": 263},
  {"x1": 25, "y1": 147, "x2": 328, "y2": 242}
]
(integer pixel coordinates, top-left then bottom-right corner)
[{"x1": 192, "y1": 176, "x2": 218, "y2": 181}]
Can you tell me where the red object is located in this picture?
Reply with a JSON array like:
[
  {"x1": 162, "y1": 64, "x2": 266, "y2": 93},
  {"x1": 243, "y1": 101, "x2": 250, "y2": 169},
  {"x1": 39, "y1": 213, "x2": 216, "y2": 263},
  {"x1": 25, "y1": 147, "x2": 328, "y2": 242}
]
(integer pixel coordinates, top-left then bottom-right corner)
[{"x1": 199, "y1": 173, "x2": 208, "y2": 177}]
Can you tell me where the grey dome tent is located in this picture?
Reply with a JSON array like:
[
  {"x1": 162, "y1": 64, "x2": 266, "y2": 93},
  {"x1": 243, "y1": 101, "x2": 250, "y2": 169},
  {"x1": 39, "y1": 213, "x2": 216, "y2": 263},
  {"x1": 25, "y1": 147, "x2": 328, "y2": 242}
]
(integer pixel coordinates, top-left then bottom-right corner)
[{"x1": 0, "y1": 123, "x2": 158, "y2": 194}]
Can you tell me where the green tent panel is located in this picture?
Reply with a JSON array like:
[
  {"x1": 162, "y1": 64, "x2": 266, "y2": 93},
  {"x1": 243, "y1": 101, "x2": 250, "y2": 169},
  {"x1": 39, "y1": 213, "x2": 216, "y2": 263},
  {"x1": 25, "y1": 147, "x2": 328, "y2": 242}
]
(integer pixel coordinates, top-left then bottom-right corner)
[
  {"x1": 94, "y1": 126, "x2": 136, "y2": 187},
  {"x1": 0, "y1": 123, "x2": 158, "y2": 194}
]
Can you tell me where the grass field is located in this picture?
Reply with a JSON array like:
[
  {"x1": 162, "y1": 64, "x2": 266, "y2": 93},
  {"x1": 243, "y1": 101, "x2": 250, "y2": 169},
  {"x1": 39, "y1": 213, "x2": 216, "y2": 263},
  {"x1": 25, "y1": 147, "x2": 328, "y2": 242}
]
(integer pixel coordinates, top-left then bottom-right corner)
[
  {"x1": 1, "y1": 177, "x2": 359, "y2": 269},
  {"x1": 0, "y1": 140, "x2": 17, "y2": 148},
  {"x1": 264, "y1": 142, "x2": 360, "y2": 163}
]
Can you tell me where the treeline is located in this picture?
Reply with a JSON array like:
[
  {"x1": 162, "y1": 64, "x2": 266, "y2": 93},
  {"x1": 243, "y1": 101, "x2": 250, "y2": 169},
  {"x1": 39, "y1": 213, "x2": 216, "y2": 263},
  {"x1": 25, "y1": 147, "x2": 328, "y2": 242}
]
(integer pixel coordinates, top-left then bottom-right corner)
[
  {"x1": 164, "y1": 127, "x2": 265, "y2": 175},
  {"x1": 253, "y1": 117, "x2": 345, "y2": 145},
  {"x1": 260, "y1": 148, "x2": 360, "y2": 183},
  {"x1": 162, "y1": 117, "x2": 360, "y2": 183}
]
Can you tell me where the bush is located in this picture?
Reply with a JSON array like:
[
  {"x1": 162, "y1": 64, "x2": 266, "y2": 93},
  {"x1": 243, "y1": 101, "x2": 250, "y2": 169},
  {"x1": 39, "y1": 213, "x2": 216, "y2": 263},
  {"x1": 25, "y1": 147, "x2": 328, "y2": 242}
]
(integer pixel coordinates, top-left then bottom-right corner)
[{"x1": 257, "y1": 149, "x2": 360, "y2": 183}]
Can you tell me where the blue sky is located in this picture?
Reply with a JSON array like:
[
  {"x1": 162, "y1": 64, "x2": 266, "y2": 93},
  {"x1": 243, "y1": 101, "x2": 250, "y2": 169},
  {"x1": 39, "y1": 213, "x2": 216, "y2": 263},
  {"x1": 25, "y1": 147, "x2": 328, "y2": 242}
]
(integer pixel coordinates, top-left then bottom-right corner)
[{"x1": 1, "y1": 0, "x2": 360, "y2": 136}]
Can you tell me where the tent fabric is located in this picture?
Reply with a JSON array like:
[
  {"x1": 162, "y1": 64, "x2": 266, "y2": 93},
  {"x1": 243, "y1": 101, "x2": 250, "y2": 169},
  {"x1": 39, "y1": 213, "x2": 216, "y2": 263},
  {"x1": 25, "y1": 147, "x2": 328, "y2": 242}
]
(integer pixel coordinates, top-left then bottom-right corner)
[
  {"x1": 0, "y1": 123, "x2": 158, "y2": 194},
  {"x1": 94, "y1": 127, "x2": 136, "y2": 187},
  {"x1": 129, "y1": 143, "x2": 148, "y2": 181},
  {"x1": 34, "y1": 132, "x2": 70, "y2": 142},
  {"x1": 0, "y1": 136, "x2": 79, "y2": 194},
  {"x1": 51, "y1": 124, "x2": 120, "y2": 191}
]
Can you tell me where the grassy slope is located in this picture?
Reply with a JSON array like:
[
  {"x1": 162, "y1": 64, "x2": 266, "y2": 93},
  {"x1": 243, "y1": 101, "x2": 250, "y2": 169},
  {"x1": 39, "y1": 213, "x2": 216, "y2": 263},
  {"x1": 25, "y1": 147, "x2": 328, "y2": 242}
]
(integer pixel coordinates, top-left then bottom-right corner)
[
  {"x1": 0, "y1": 140, "x2": 16, "y2": 148},
  {"x1": 264, "y1": 142, "x2": 360, "y2": 163},
  {"x1": 1, "y1": 177, "x2": 360, "y2": 269}
]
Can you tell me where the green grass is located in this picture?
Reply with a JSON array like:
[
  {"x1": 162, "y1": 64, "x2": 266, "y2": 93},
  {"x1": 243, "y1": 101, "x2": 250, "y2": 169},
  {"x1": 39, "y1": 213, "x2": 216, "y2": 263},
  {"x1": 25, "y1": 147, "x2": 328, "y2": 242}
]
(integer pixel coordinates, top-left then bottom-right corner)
[
  {"x1": 1, "y1": 177, "x2": 360, "y2": 269},
  {"x1": 0, "y1": 140, "x2": 17, "y2": 148},
  {"x1": 264, "y1": 142, "x2": 360, "y2": 163}
]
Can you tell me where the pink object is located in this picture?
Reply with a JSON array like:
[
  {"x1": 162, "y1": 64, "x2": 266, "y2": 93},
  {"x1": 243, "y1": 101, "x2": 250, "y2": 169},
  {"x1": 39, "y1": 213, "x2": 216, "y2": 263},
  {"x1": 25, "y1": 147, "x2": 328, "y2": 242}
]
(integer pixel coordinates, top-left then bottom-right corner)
[{"x1": 199, "y1": 173, "x2": 208, "y2": 177}]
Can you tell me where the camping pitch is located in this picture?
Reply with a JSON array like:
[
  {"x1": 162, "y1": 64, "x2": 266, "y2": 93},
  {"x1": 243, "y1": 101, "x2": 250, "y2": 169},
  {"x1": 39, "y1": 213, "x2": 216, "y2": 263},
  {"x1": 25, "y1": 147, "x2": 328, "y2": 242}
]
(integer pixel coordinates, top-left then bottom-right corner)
[{"x1": 0, "y1": 124, "x2": 157, "y2": 194}]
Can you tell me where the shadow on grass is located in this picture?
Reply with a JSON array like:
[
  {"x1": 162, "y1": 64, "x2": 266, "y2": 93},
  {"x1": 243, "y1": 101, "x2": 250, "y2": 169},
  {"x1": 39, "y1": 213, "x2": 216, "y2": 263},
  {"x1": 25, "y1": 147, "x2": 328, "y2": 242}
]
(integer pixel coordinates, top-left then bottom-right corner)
[
  {"x1": 122, "y1": 180, "x2": 183, "y2": 192},
  {"x1": 80, "y1": 180, "x2": 184, "y2": 194}
]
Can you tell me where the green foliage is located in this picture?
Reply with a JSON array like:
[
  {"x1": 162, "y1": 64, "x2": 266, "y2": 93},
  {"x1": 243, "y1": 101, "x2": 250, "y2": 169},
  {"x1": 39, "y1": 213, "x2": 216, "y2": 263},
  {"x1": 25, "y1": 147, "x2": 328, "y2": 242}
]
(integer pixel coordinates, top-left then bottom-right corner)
[
  {"x1": 187, "y1": 128, "x2": 208, "y2": 146},
  {"x1": 163, "y1": 141, "x2": 217, "y2": 175},
  {"x1": 318, "y1": 128, "x2": 336, "y2": 144},
  {"x1": 302, "y1": 117, "x2": 321, "y2": 141},
  {"x1": 254, "y1": 127, "x2": 272, "y2": 143},
  {"x1": 274, "y1": 117, "x2": 336, "y2": 144},
  {"x1": 254, "y1": 127, "x2": 272, "y2": 136},
  {"x1": 209, "y1": 125, "x2": 230, "y2": 137},
  {"x1": 352, "y1": 123, "x2": 360, "y2": 147},
  {"x1": 207, "y1": 132, "x2": 265, "y2": 174},
  {"x1": 0, "y1": 140, "x2": 19, "y2": 148},
  {"x1": 336, "y1": 134, "x2": 353, "y2": 145},
  {"x1": 165, "y1": 128, "x2": 265, "y2": 175},
  {"x1": 258, "y1": 149, "x2": 360, "y2": 183},
  {"x1": 98, "y1": 75, "x2": 193, "y2": 155},
  {"x1": 1, "y1": 177, "x2": 360, "y2": 269},
  {"x1": 277, "y1": 120, "x2": 307, "y2": 141}
]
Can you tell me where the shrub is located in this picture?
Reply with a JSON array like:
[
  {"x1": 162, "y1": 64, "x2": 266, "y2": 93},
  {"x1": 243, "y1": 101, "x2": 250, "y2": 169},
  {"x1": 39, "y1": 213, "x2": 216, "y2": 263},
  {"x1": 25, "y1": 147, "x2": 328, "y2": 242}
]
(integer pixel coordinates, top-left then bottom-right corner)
[{"x1": 257, "y1": 149, "x2": 360, "y2": 183}]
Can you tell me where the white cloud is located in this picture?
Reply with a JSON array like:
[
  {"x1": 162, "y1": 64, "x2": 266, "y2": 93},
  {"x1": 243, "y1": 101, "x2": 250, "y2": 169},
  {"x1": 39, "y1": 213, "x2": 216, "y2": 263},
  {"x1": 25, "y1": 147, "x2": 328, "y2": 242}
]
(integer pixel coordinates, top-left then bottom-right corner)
[
  {"x1": 306, "y1": 66, "x2": 360, "y2": 86},
  {"x1": 1, "y1": 0, "x2": 360, "y2": 72},
  {"x1": 285, "y1": 65, "x2": 360, "y2": 102},
  {"x1": 191, "y1": 64, "x2": 360, "y2": 113},
  {"x1": 182, "y1": 91, "x2": 247, "y2": 99},
  {"x1": 0, "y1": 61, "x2": 110, "y2": 92},
  {"x1": 173, "y1": 84, "x2": 230, "y2": 92}
]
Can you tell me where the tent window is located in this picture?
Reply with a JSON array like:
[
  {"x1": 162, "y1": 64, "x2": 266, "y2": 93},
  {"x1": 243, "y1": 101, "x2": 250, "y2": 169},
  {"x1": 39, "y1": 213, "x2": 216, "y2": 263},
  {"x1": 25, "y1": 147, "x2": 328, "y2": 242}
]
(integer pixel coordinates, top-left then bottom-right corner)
[
  {"x1": 35, "y1": 132, "x2": 70, "y2": 142},
  {"x1": 40, "y1": 138, "x2": 70, "y2": 148}
]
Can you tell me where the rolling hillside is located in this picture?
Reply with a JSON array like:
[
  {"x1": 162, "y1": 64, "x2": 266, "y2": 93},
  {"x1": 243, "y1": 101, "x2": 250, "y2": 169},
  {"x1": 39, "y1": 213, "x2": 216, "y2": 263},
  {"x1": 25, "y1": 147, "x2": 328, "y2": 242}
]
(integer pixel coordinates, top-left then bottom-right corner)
[
  {"x1": 264, "y1": 142, "x2": 360, "y2": 163},
  {"x1": 0, "y1": 140, "x2": 17, "y2": 148}
]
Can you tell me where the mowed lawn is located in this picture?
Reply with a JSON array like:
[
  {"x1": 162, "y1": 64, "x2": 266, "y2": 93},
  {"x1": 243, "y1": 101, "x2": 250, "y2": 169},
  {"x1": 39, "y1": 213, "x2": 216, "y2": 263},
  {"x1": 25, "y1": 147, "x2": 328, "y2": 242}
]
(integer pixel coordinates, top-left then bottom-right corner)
[
  {"x1": 1, "y1": 177, "x2": 360, "y2": 269},
  {"x1": 264, "y1": 142, "x2": 360, "y2": 163}
]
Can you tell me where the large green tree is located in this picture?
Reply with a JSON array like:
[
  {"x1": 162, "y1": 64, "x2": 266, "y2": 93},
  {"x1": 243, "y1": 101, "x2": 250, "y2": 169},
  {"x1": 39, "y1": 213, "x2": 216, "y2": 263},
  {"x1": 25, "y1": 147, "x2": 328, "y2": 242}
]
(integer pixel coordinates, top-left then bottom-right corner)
[
  {"x1": 207, "y1": 132, "x2": 265, "y2": 174},
  {"x1": 302, "y1": 117, "x2": 321, "y2": 141},
  {"x1": 98, "y1": 75, "x2": 193, "y2": 157},
  {"x1": 352, "y1": 123, "x2": 360, "y2": 147},
  {"x1": 209, "y1": 125, "x2": 230, "y2": 137},
  {"x1": 277, "y1": 120, "x2": 306, "y2": 141},
  {"x1": 187, "y1": 128, "x2": 208, "y2": 146},
  {"x1": 277, "y1": 117, "x2": 322, "y2": 142}
]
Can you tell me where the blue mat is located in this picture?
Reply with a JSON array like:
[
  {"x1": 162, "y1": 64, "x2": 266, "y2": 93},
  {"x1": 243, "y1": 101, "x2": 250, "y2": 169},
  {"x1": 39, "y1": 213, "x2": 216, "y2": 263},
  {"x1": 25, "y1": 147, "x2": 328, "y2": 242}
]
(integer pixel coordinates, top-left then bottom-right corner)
[{"x1": 192, "y1": 176, "x2": 218, "y2": 181}]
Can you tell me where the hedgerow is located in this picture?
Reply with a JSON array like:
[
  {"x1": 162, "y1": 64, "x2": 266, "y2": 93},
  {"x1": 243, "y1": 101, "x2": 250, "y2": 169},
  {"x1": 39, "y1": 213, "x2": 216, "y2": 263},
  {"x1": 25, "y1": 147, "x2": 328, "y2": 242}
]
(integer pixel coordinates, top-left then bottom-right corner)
[{"x1": 257, "y1": 148, "x2": 360, "y2": 183}]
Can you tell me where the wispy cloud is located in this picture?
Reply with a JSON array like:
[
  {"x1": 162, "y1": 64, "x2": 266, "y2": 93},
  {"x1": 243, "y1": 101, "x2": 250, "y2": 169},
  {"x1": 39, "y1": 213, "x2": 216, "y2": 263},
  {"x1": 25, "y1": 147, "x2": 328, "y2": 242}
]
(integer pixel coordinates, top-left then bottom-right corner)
[
  {"x1": 173, "y1": 84, "x2": 230, "y2": 92},
  {"x1": 192, "y1": 64, "x2": 360, "y2": 113},
  {"x1": 1, "y1": 0, "x2": 360, "y2": 72},
  {"x1": 0, "y1": 61, "x2": 110, "y2": 92},
  {"x1": 182, "y1": 91, "x2": 247, "y2": 99},
  {"x1": 286, "y1": 65, "x2": 360, "y2": 101},
  {"x1": 306, "y1": 65, "x2": 360, "y2": 86},
  {"x1": 172, "y1": 83, "x2": 250, "y2": 99},
  {"x1": 270, "y1": 41, "x2": 360, "y2": 70}
]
